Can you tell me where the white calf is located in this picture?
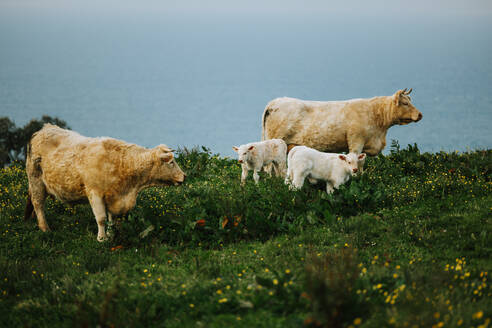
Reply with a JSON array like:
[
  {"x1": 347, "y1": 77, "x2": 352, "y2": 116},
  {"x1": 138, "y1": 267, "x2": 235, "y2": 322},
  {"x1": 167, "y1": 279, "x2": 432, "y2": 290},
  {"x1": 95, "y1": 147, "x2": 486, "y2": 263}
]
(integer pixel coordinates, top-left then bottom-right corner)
[
  {"x1": 233, "y1": 139, "x2": 287, "y2": 185},
  {"x1": 285, "y1": 146, "x2": 366, "y2": 194}
]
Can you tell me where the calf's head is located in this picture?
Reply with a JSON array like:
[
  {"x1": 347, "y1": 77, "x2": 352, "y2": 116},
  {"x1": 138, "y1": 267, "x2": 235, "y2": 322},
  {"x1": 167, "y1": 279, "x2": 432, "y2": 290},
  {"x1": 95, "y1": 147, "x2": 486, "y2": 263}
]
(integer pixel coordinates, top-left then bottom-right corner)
[
  {"x1": 339, "y1": 153, "x2": 367, "y2": 176},
  {"x1": 151, "y1": 145, "x2": 186, "y2": 186},
  {"x1": 392, "y1": 88, "x2": 423, "y2": 125},
  {"x1": 232, "y1": 144, "x2": 255, "y2": 164}
]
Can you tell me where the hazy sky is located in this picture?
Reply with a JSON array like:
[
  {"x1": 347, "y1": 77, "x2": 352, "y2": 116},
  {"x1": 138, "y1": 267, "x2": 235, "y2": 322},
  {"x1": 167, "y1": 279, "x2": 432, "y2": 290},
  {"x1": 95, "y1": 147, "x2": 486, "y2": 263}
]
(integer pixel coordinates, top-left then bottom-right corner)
[{"x1": 1, "y1": 0, "x2": 492, "y2": 18}]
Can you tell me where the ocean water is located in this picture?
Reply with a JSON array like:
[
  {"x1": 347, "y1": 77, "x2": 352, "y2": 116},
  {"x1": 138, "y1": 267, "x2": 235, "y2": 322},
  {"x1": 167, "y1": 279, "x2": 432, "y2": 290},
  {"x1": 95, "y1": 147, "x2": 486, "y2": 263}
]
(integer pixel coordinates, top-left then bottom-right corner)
[{"x1": 1, "y1": 11, "x2": 491, "y2": 156}]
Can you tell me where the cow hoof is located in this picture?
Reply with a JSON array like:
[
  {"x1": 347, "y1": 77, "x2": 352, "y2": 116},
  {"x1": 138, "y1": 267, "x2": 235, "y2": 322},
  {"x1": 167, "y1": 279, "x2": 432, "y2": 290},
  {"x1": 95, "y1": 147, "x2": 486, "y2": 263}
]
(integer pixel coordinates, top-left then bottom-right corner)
[
  {"x1": 97, "y1": 235, "x2": 108, "y2": 242},
  {"x1": 39, "y1": 225, "x2": 51, "y2": 232}
]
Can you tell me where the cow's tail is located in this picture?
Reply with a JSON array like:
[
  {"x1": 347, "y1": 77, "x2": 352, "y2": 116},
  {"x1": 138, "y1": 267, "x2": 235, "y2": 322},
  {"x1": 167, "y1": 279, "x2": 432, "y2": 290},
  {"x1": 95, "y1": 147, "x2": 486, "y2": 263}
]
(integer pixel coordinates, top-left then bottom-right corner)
[
  {"x1": 262, "y1": 101, "x2": 275, "y2": 141},
  {"x1": 24, "y1": 134, "x2": 38, "y2": 220},
  {"x1": 24, "y1": 192, "x2": 34, "y2": 220}
]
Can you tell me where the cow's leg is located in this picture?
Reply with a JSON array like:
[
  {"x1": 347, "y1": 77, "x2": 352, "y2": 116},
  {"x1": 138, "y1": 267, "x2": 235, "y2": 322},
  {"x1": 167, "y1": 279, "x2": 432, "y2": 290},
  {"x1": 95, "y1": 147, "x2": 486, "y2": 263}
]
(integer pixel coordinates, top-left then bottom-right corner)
[
  {"x1": 276, "y1": 159, "x2": 287, "y2": 179},
  {"x1": 330, "y1": 178, "x2": 348, "y2": 193},
  {"x1": 308, "y1": 177, "x2": 317, "y2": 184},
  {"x1": 284, "y1": 165, "x2": 292, "y2": 185},
  {"x1": 29, "y1": 181, "x2": 50, "y2": 232},
  {"x1": 270, "y1": 162, "x2": 278, "y2": 177},
  {"x1": 273, "y1": 160, "x2": 287, "y2": 178},
  {"x1": 88, "y1": 193, "x2": 108, "y2": 242},
  {"x1": 326, "y1": 182, "x2": 335, "y2": 194},
  {"x1": 240, "y1": 167, "x2": 249, "y2": 186},
  {"x1": 291, "y1": 169, "x2": 308, "y2": 190},
  {"x1": 106, "y1": 212, "x2": 114, "y2": 238},
  {"x1": 252, "y1": 168, "x2": 261, "y2": 184},
  {"x1": 347, "y1": 135, "x2": 364, "y2": 154},
  {"x1": 263, "y1": 163, "x2": 273, "y2": 177},
  {"x1": 348, "y1": 136, "x2": 365, "y2": 174},
  {"x1": 357, "y1": 161, "x2": 365, "y2": 174}
]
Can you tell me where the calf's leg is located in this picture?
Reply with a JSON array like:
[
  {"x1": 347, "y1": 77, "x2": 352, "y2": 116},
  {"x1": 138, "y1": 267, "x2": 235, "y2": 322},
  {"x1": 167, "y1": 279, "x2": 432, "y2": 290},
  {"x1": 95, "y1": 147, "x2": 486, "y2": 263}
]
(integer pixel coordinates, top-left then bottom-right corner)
[
  {"x1": 284, "y1": 166, "x2": 292, "y2": 185},
  {"x1": 274, "y1": 159, "x2": 287, "y2": 179},
  {"x1": 326, "y1": 182, "x2": 335, "y2": 194},
  {"x1": 308, "y1": 177, "x2": 317, "y2": 184},
  {"x1": 263, "y1": 163, "x2": 273, "y2": 177},
  {"x1": 291, "y1": 169, "x2": 308, "y2": 190},
  {"x1": 241, "y1": 166, "x2": 249, "y2": 186},
  {"x1": 253, "y1": 168, "x2": 260, "y2": 184}
]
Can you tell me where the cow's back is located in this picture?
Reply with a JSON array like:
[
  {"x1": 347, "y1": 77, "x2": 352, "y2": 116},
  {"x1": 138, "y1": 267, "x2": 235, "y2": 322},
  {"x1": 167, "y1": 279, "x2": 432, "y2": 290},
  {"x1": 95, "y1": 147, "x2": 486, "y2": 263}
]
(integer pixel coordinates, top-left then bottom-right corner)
[
  {"x1": 28, "y1": 124, "x2": 92, "y2": 201},
  {"x1": 29, "y1": 124, "x2": 82, "y2": 157},
  {"x1": 263, "y1": 97, "x2": 351, "y2": 152}
]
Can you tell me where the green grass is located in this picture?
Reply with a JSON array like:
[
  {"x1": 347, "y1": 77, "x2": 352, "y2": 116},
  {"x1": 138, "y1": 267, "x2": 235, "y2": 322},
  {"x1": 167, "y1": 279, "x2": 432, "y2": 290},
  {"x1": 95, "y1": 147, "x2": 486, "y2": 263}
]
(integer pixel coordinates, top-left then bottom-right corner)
[{"x1": 0, "y1": 144, "x2": 491, "y2": 327}]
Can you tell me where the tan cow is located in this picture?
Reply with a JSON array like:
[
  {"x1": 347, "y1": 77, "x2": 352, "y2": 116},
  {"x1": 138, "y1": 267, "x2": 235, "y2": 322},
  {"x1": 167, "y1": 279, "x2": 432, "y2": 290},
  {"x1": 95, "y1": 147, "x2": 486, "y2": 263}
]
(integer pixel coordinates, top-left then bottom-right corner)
[
  {"x1": 24, "y1": 124, "x2": 186, "y2": 241},
  {"x1": 262, "y1": 89, "x2": 422, "y2": 156}
]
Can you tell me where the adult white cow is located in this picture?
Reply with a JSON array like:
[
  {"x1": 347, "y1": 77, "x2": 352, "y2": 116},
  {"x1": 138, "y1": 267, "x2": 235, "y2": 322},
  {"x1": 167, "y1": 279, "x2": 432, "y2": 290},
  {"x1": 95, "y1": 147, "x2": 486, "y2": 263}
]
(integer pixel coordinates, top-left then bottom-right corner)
[
  {"x1": 262, "y1": 89, "x2": 422, "y2": 156},
  {"x1": 24, "y1": 124, "x2": 186, "y2": 241}
]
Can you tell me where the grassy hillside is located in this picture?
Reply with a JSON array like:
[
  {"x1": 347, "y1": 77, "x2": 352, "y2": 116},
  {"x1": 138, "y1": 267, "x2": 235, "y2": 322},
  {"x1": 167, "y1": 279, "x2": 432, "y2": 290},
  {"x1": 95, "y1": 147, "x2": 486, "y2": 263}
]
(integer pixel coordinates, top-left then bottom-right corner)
[{"x1": 0, "y1": 144, "x2": 491, "y2": 327}]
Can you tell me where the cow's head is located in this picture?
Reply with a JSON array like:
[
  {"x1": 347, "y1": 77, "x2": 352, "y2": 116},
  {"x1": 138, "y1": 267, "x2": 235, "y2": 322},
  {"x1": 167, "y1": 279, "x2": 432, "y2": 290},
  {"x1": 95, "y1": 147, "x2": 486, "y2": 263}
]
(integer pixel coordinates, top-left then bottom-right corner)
[
  {"x1": 151, "y1": 144, "x2": 186, "y2": 186},
  {"x1": 392, "y1": 88, "x2": 423, "y2": 125},
  {"x1": 338, "y1": 153, "x2": 366, "y2": 176},
  {"x1": 232, "y1": 144, "x2": 255, "y2": 164}
]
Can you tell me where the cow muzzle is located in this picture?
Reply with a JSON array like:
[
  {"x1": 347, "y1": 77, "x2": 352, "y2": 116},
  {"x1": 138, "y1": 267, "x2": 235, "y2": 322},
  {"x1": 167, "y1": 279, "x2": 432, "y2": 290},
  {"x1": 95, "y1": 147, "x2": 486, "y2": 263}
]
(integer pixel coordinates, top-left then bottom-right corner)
[{"x1": 174, "y1": 174, "x2": 186, "y2": 186}]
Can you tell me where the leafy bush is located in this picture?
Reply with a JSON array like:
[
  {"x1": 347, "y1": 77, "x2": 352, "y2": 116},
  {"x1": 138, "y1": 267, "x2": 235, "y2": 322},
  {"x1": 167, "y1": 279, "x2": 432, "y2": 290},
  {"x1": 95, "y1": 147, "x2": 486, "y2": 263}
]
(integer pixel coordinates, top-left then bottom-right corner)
[
  {"x1": 103, "y1": 144, "x2": 491, "y2": 250},
  {"x1": 0, "y1": 116, "x2": 69, "y2": 167},
  {"x1": 304, "y1": 248, "x2": 366, "y2": 328}
]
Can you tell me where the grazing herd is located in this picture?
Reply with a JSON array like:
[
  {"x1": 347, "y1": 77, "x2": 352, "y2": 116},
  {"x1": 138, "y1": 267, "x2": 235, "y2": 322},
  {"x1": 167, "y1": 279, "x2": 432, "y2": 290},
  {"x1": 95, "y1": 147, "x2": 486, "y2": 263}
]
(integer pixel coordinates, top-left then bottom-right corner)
[{"x1": 25, "y1": 89, "x2": 422, "y2": 241}]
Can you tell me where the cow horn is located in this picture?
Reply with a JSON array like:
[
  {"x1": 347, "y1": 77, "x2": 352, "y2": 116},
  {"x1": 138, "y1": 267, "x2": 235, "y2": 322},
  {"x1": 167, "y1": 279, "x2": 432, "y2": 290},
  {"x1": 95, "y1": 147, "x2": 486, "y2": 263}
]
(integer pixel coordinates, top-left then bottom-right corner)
[
  {"x1": 406, "y1": 88, "x2": 413, "y2": 95},
  {"x1": 402, "y1": 88, "x2": 407, "y2": 94}
]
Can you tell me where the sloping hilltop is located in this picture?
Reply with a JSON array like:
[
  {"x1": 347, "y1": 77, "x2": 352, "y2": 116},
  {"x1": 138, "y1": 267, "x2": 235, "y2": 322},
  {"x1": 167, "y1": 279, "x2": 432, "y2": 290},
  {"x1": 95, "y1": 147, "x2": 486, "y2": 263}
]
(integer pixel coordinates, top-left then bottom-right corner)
[{"x1": 0, "y1": 145, "x2": 491, "y2": 327}]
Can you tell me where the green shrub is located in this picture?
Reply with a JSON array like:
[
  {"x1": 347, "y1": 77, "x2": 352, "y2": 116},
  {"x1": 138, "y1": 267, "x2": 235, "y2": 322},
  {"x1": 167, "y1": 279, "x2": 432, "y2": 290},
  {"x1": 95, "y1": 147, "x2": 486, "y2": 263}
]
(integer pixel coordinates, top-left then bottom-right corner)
[{"x1": 304, "y1": 248, "x2": 365, "y2": 328}]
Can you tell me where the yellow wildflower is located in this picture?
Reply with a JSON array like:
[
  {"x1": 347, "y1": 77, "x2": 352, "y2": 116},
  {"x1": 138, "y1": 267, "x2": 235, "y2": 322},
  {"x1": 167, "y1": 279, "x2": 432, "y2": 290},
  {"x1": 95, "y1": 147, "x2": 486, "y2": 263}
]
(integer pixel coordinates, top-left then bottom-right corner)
[{"x1": 472, "y1": 311, "x2": 483, "y2": 320}]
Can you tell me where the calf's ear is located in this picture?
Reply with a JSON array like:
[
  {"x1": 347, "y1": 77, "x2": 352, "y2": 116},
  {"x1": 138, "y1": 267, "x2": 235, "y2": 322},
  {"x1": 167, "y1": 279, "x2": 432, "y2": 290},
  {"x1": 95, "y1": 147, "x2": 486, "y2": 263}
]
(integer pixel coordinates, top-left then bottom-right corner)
[
  {"x1": 339, "y1": 155, "x2": 346, "y2": 161},
  {"x1": 248, "y1": 145, "x2": 255, "y2": 151},
  {"x1": 358, "y1": 153, "x2": 367, "y2": 161},
  {"x1": 159, "y1": 152, "x2": 174, "y2": 163},
  {"x1": 232, "y1": 146, "x2": 239, "y2": 152}
]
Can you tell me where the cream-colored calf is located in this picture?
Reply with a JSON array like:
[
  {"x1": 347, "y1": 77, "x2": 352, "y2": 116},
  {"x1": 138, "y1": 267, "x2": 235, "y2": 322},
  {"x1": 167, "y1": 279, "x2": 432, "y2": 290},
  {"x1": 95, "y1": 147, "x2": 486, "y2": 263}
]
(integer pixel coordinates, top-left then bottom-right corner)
[
  {"x1": 233, "y1": 139, "x2": 287, "y2": 185},
  {"x1": 285, "y1": 146, "x2": 366, "y2": 194}
]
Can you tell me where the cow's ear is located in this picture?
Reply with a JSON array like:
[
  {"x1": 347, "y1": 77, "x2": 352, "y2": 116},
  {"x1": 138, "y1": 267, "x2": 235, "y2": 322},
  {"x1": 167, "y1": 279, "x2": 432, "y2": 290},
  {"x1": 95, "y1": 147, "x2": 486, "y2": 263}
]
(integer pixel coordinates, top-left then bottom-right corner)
[
  {"x1": 394, "y1": 89, "x2": 405, "y2": 106},
  {"x1": 159, "y1": 152, "x2": 174, "y2": 163},
  {"x1": 248, "y1": 145, "x2": 254, "y2": 151},
  {"x1": 232, "y1": 146, "x2": 239, "y2": 152},
  {"x1": 339, "y1": 155, "x2": 346, "y2": 161},
  {"x1": 156, "y1": 144, "x2": 172, "y2": 153},
  {"x1": 358, "y1": 153, "x2": 366, "y2": 161}
]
